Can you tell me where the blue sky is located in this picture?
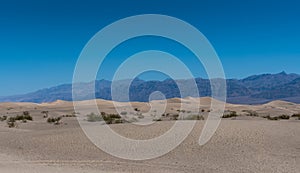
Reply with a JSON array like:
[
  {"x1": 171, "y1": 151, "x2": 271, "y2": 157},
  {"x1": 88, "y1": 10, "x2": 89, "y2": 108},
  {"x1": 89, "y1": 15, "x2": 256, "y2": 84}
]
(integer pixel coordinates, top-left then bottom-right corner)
[{"x1": 0, "y1": 0, "x2": 300, "y2": 96}]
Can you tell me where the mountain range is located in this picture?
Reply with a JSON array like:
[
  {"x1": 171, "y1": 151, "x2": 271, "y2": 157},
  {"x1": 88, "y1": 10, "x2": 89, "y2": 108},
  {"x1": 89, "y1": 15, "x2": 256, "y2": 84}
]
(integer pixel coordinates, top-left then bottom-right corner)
[{"x1": 1, "y1": 71, "x2": 300, "y2": 104}]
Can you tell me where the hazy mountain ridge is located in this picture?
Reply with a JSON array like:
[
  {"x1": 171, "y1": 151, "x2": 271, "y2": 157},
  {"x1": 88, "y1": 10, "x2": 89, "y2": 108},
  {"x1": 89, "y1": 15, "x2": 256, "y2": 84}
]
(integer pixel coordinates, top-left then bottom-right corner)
[{"x1": 1, "y1": 72, "x2": 300, "y2": 104}]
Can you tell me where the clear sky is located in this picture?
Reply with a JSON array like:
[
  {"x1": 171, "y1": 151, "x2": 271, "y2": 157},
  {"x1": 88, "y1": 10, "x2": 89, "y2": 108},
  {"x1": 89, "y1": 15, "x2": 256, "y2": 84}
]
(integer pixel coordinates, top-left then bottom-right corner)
[{"x1": 0, "y1": 0, "x2": 300, "y2": 96}]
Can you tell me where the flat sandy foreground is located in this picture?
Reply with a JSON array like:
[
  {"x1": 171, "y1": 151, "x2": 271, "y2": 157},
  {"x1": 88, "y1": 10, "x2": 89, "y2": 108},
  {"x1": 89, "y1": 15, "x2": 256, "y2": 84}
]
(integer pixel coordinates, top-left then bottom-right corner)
[{"x1": 0, "y1": 98, "x2": 299, "y2": 173}]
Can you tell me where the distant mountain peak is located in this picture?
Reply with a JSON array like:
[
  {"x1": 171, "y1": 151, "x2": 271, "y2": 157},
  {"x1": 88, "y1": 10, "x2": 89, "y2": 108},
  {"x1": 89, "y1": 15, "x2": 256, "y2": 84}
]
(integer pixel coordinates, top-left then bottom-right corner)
[
  {"x1": 277, "y1": 71, "x2": 287, "y2": 75},
  {"x1": 1, "y1": 72, "x2": 300, "y2": 104}
]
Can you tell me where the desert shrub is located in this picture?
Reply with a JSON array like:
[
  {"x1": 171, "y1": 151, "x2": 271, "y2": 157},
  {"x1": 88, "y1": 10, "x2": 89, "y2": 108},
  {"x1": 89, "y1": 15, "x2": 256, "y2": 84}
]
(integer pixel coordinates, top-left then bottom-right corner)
[
  {"x1": 185, "y1": 115, "x2": 205, "y2": 120},
  {"x1": 278, "y1": 115, "x2": 290, "y2": 120},
  {"x1": 153, "y1": 118, "x2": 162, "y2": 121},
  {"x1": 197, "y1": 115, "x2": 205, "y2": 120},
  {"x1": 17, "y1": 111, "x2": 33, "y2": 121},
  {"x1": 177, "y1": 110, "x2": 186, "y2": 113},
  {"x1": 14, "y1": 114, "x2": 33, "y2": 121},
  {"x1": 47, "y1": 117, "x2": 62, "y2": 125},
  {"x1": 243, "y1": 110, "x2": 259, "y2": 117},
  {"x1": 103, "y1": 114, "x2": 122, "y2": 124},
  {"x1": 263, "y1": 115, "x2": 290, "y2": 120},
  {"x1": 291, "y1": 114, "x2": 300, "y2": 118},
  {"x1": 106, "y1": 114, "x2": 121, "y2": 119},
  {"x1": 172, "y1": 114, "x2": 179, "y2": 120},
  {"x1": 63, "y1": 112, "x2": 76, "y2": 117},
  {"x1": 86, "y1": 112, "x2": 123, "y2": 124},
  {"x1": 137, "y1": 113, "x2": 144, "y2": 119},
  {"x1": 7, "y1": 107, "x2": 13, "y2": 111},
  {"x1": 222, "y1": 111, "x2": 238, "y2": 118},
  {"x1": 23, "y1": 111, "x2": 30, "y2": 116},
  {"x1": 114, "y1": 119, "x2": 123, "y2": 124},
  {"x1": 86, "y1": 113, "x2": 102, "y2": 122},
  {"x1": 0, "y1": 115, "x2": 7, "y2": 121},
  {"x1": 7, "y1": 121, "x2": 16, "y2": 128},
  {"x1": 263, "y1": 115, "x2": 279, "y2": 121},
  {"x1": 7, "y1": 117, "x2": 16, "y2": 128},
  {"x1": 41, "y1": 111, "x2": 49, "y2": 118},
  {"x1": 120, "y1": 111, "x2": 127, "y2": 116}
]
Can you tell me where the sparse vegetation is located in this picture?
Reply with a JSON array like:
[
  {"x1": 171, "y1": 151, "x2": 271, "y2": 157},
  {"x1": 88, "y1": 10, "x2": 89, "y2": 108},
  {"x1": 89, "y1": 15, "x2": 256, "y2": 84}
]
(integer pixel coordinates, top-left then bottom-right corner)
[
  {"x1": 0, "y1": 115, "x2": 7, "y2": 121},
  {"x1": 103, "y1": 114, "x2": 122, "y2": 124},
  {"x1": 222, "y1": 111, "x2": 238, "y2": 118},
  {"x1": 62, "y1": 112, "x2": 76, "y2": 117},
  {"x1": 278, "y1": 115, "x2": 290, "y2": 120},
  {"x1": 15, "y1": 114, "x2": 33, "y2": 121},
  {"x1": 172, "y1": 114, "x2": 179, "y2": 120},
  {"x1": 4, "y1": 112, "x2": 33, "y2": 128},
  {"x1": 41, "y1": 111, "x2": 49, "y2": 118},
  {"x1": 86, "y1": 112, "x2": 123, "y2": 124},
  {"x1": 4, "y1": 111, "x2": 33, "y2": 128},
  {"x1": 291, "y1": 114, "x2": 300, "y2": 118},
  {"x1": 86, "y1": 112, "x2": 102, "y2": 122},
  {"x1": 7, "y1": 117, "x2": 16, "y2": 128},
  {"x1": 120, "y1": 111, "x2": 127, "y2": 116},
  {"x1": 264, "y1": 115, "x2": 279, "y2": 121},
  {"x1": 7, "y1": 107, "x2": 13, "y2": 111},
  {"x1": 243, "y1": 110, "x2": 259, "y2": 117},
  {"x1": 185, "y1": 115, "x2": 205, "y2": 120},
  {"x1": 177, "y1": 110, "x2": 186, "y2": 113},
  {"x1": 47, "y1": 117, "x2": 62, "y2": 125},
  {"x1": 263, "y1": 115, "x2": 290, "y2": 120}
]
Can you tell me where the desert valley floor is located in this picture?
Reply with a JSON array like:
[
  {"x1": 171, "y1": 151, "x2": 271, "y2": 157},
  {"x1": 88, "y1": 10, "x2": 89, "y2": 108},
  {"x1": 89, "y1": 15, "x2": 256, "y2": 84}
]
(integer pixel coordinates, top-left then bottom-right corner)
[{"x1": 0, "y1": 97, "x2": 299, "y2": 173}]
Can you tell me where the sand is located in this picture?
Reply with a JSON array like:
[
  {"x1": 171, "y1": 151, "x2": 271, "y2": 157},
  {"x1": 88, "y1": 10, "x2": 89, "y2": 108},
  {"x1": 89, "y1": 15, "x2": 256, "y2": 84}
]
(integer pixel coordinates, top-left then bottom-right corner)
[{"x1": 0, "y1": 98, "x2": 299, "y2": 172}]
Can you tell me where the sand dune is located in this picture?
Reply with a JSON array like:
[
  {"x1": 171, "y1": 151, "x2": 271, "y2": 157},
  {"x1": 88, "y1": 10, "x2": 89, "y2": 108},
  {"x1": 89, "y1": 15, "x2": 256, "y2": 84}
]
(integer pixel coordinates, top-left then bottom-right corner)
[{"x1": 0, "y1": 98, "x2": 299, "y2": 172}]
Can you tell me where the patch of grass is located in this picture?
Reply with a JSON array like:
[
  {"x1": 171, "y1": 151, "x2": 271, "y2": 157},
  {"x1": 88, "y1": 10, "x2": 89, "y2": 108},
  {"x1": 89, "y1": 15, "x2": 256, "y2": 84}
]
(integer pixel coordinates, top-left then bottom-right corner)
[{"x1": 222, "y1": 111, "x2": 238, "y2": 118}]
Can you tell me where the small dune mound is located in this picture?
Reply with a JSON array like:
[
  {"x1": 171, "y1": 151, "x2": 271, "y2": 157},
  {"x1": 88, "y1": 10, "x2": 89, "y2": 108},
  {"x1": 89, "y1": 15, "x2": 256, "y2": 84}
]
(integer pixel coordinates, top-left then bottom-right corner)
[
  {"x1": 167, "y1": 98, "x2": 183, "y2": 104},
  {"x1": 265, "y1": 100, "x2": 297, "y2": 107}
]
